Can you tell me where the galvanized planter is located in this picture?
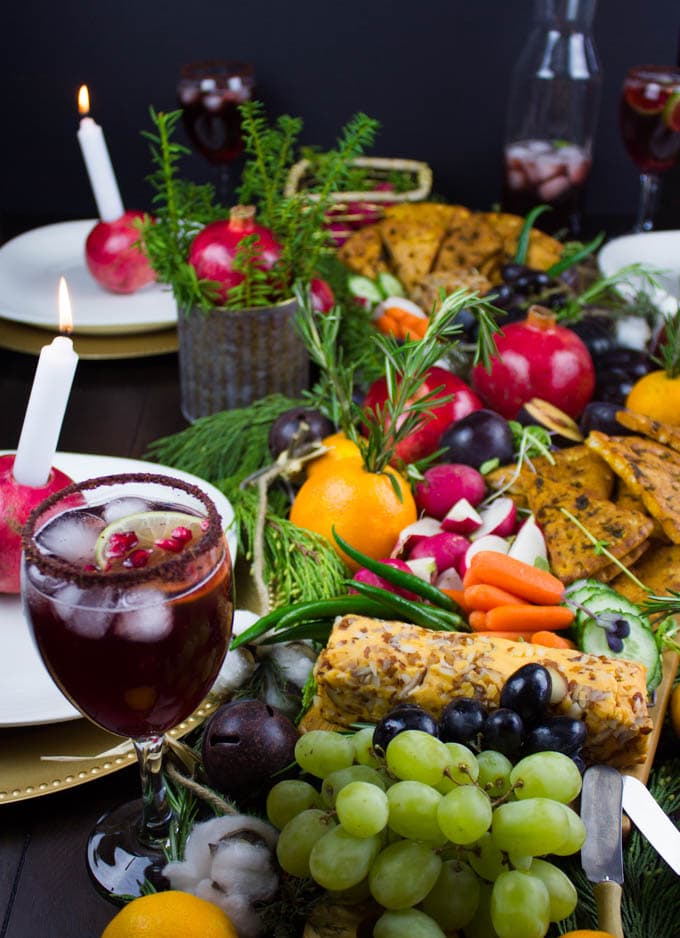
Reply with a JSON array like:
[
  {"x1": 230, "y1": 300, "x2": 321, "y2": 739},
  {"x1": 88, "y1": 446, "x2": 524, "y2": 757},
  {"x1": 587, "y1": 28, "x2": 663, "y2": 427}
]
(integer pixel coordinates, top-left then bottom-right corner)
[{"x1": 177, "y1": 297, "x2": 309, "y2": 422}]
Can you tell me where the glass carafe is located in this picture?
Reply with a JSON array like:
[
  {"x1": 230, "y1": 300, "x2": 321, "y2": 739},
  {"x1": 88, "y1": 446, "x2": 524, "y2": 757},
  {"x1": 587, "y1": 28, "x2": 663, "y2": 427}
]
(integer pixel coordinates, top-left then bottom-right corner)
[{"x1": 502, "y1": 0, "x2": 602, "y2": 235}]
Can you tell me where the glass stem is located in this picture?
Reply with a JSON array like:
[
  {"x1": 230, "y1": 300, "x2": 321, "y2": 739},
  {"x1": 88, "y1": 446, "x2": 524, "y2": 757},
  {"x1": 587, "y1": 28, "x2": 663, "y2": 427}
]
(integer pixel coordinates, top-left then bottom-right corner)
[
  {"x1": 635, "y1": 173, "x2": 660, "y2": 232},
  {"x1": 134, "y1": 735, "x2": 174, "y2": 846}
]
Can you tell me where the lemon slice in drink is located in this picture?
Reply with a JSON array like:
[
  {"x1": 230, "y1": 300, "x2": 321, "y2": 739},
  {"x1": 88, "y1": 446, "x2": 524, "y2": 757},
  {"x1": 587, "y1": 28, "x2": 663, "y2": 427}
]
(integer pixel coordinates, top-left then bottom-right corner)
[{"x1": 94, "y1": 510, "x2": 206, "y2": 571}]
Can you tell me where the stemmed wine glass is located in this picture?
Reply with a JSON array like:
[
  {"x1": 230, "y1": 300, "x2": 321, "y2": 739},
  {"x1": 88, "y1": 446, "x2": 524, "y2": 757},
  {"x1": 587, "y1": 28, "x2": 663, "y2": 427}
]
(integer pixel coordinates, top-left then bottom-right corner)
[
  {"x1": 177, "y1": 60, "x2": 255, "y2": 203},
  {"x1": 21, "y1": 473, "x2": 233, "y2": 899},
  {"x1": 620, "y1": 64, "x2": 680, "y2": 231}
]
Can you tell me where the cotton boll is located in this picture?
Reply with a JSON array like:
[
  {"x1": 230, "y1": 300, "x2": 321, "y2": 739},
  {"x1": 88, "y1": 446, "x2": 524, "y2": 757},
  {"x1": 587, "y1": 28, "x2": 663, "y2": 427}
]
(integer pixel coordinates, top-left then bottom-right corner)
[
  {"x1": 163, "y1": 857, "x2": 204, "y2": 892},
  {"x1": 195, "y1": 885, "x2": 265, "y2": 938},
  {"x1": 210, "y1": 839, "x2": 278, "y2": 901},
  {"x1": 256, "y1": 642, "x2": 316, "y2": 689},
  {"x1": 210, "y1": 646, "x2": 257, "y2": 698}
]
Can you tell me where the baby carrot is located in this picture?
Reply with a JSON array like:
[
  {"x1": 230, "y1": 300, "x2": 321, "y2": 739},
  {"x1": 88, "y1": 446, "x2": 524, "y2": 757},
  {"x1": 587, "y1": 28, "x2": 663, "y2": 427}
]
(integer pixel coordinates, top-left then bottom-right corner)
[
  {"x1": 468, "y1": 610, "x2": 489, "y2": 632},
  {"x1": 374, "y1": 313, "x2": 400, "y2": 337},
  {"x1": 462, "y1": 566, "x2": 482, "y2": 589},
  {"x1": 463, "y1": 583, "x2": 529, "y2": 612},
  {"x1": 468, "y1": 552, "x2": 565, "y2": 605},
  {"x1": 473, "y1": 629, "x2": 535, "y2": 642},
  {"x1": 398, "y1": 312, "x2": 428, "y2": 339},
  {"x1": 439, "y1": 588, "x2": 469, "y2": 612},
  {"x1": 530, "y1": 630, "x2": 576, "y2": 649},
  {"x1": 485, "y1": 604, "x2": 575, "y2": 632}
]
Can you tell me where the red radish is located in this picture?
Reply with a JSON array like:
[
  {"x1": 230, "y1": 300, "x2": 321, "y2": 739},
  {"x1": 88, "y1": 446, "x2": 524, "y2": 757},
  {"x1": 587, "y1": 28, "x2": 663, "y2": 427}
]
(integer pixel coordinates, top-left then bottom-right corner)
[
  {"x1": 470, "y1": 497, "x2": 518, "y2": 541},
  {"x1": 0, "y1": 455, "x2": 76, "y2": 593},
  {"x1": 85, "y1": 210, "x2": 156, "y2": 294},
  {"x1": 391, "y1": 517, "x2": 443, "y2": 557},
  {"x1": 441, "y1": 498, "x2": 483, "y2": 535},
  {"x1": 363, "y1": 366, "x2": 483, "y2": 464},
  {"x1": 408, "y1": 532, "x2": 469, "y2": 574},
  {"x1": 471, "y1": 305, "x2": 595, "y2": 419},
  {"x1": 351, "y1": 558, "x2": 418, "y2": 600},
  {"x1": 435, "y1": 567, "x2": 464, "y2": 592},
  {"x1": 405, "y1": 556, "x2": 437, "y2": 583},
  {"x1": 415, "y1": 463, "x2": 486, "y2": 518},
  {"x1": 188, "y1": 205, "x2": 283, "y2": 305},
  {"x1": 310, "y1": 278, "x2": 335, "y2": 313},
  {"x1": 461, "y1": 535, "x2": 509, "y2": 577},
  {"x1": 508, "y1": 515, "x2": 548, "y2": 566}
]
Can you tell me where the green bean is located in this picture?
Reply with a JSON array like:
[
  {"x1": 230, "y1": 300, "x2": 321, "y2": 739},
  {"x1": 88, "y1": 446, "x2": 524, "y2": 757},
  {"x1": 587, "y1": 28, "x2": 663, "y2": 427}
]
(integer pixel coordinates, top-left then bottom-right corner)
[
  {"x1": 514, "y1": 204, "x2": 551, "y2": 264},
  {"x1": 260, "y1": 620, "x2": 333, "y2": 644},
  {"x1": 347, "y1": 579, "x2": 467, "y2": 631},
  {"x1": 332, "y1": 529, "x2": 462, "y2": 613},
  {"x1": 231, "y1": 595, "x2": 388, "y2": 648}
]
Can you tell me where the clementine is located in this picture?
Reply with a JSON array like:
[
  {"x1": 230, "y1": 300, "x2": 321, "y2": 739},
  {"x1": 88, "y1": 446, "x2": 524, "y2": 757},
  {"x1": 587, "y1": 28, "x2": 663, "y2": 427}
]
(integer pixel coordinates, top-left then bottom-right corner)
[
  {"x1": 626, "y1": 370, "x2": 680, "y2": 425},
  {"x1": 559, "y1": 932, "x2": 618, "y2": 938},
  {"x1": 290, "y1": 458, "x2": 417, "y2": 570},
  {"x1": 306, "y1": 432, "x2": 363, "y2": 480},
  {"x1": 101, "y1": 890, "x2": 238, "y2": 938}
]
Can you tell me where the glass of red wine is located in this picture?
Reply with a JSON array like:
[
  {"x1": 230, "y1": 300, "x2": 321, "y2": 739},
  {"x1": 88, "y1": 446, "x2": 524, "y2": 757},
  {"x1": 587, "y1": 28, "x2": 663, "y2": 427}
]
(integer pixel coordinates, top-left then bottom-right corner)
[
  {"x1": 177, "y1": 60, "x2": 255, "y2": 202},
  {"x1": 21, "y1": 473, "x2": 233, "y2": 899},
  {"x1": 620, "y1": 64, "x2": 680, "y2": 231}
]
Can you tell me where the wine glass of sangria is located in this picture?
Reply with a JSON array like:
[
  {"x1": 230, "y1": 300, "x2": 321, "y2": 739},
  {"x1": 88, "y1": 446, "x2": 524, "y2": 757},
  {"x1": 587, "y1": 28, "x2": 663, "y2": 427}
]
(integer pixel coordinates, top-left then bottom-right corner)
[
  {"x1": 177, "y1": 60, "x2": 255, "y2": 202},
  {"x1": 21, "y1": 472, "x2": 233, "y2": 899},
  {"x1": 620, "y1": 64, "x2": 680, "y2": 231}
]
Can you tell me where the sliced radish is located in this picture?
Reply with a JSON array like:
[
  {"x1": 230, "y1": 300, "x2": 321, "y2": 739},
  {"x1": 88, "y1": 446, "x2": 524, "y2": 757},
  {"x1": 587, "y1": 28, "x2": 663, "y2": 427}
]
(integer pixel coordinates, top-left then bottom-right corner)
[
  {"x1": 405, "y1": 556, "x2": 437, "y2": 583},
  {"x1": 435, "y1": 567, "x2": 464, "y2": 592},
  {"x1": 414, "y1": 463, "x2": 486, "y2": 518},
  {"x1": 441, "y1": 498, "x2": 483, "y2": 535},
  {"x1": 461, "y1": 535, "x2": 510, "y2": 576},
  {"x1": 408, "y1": 532, "x2": 469, "y2": 574},
  {"x1": 391, "y1": 516, "x2": 443, "y2": 557},
  {"x1": 507, "y1": 515, "x2": 548, "y2": 566},
  {"x1": 470, "y1": 497, "x2": 518, "y2": 541},
  {"x1": 373, "y1": 296, "x2": 428, "y2": 321}
]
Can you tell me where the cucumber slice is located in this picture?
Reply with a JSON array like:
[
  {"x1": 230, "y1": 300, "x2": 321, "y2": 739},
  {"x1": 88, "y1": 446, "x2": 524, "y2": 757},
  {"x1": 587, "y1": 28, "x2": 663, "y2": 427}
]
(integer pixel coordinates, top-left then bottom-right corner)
[
  {"x1": 377, "y1": 271, "x2": 406, "y2": 299},
  {"x1": 579, "y1": 614, "x2": 660, "y2": 688},
  {"x1": 347, "y1": 275, "x2": 383, "y2": 304},
  {"x1": 574, "y1": 590, "x2": 645, "y2": 623}
]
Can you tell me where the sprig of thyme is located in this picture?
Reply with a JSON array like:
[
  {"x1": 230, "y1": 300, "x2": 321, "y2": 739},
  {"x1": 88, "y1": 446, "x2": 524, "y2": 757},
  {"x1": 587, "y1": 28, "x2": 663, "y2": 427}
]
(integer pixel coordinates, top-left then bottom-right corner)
[{"x1": 559, "y1": 508, "x2": 648, "y2": 591}]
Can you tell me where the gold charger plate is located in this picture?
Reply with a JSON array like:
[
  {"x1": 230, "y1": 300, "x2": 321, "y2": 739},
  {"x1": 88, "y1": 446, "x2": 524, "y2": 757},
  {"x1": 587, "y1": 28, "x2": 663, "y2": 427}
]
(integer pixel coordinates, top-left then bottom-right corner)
[
  {"x1": 0, "y1": 697, "x2": 218, "y2": 805},
  {"x1": 0, "y1": 317, "x2": 177, "y2": 359}
]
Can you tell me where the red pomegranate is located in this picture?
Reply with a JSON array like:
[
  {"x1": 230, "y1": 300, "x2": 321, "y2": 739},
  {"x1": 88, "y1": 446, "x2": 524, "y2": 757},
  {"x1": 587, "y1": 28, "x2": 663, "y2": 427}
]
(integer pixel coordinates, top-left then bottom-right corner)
[
  {"x1": 362, "y1": 366, "x2": 483, "y2": 465},
  {"x1": 188, "y1": 205, "x2": 283, "y2": 305},
  {"x1": 471, "y1": 306, "x2": 595, "y2": 420},
  {"x1": 85, "y1": 210, "x2": 156, "y2": 294}
]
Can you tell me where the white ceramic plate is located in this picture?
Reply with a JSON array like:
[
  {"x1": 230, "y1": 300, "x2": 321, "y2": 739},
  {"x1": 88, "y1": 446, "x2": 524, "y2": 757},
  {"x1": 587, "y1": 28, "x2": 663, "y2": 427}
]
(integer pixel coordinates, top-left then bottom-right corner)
[
  {"x1": 0, "y1": 221, "x2": 176, "y2": 335},
  {"x1": 598, "y1": 229, "x2": 680, "y2": 317},
  {"x1": 0, "y1": 452, "x2": 237, "y2": 728}
]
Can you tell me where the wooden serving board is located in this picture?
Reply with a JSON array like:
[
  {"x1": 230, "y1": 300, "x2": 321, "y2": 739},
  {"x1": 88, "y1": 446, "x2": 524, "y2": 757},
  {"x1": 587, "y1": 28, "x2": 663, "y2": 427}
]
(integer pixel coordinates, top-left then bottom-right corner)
[{"x1": 302, "y1": 651, "x2": 679, "y2": 938}]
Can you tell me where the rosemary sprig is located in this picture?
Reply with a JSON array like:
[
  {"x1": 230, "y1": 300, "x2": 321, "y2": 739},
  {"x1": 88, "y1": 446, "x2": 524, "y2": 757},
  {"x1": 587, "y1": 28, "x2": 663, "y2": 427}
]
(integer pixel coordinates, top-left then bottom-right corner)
[
  {"x1": 295, "y1": 286, "x2": 503, "y2": 474},
  {"x1": 559, "y1": 508, "x2": 649, "y2": 592},
  {"x1": 556, "y1": 262, "x2": 662, "y2": 324},
  {"x1": 652, "y1": 305, "x2": 680, "y2": 378}
]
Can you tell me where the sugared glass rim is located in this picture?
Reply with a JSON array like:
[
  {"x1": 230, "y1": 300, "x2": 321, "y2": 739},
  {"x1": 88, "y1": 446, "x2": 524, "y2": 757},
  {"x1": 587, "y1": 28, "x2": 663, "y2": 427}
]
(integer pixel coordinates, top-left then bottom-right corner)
[
  {"x1": 22, "y1": 472, "x2": 224, "y2": 588},
  {"x1": 178, "y1": 60, "x2": 255, "y2": 87}
]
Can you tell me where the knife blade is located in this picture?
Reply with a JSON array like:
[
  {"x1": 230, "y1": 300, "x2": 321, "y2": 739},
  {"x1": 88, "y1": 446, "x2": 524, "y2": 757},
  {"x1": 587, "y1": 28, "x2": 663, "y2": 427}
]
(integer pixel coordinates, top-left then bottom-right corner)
[
  {"x1": 622, "y1": 774, "x2": 680, "y2": 875},
  {"x1": 580, "y1": 764, "x2": 624, "y2": 938}
]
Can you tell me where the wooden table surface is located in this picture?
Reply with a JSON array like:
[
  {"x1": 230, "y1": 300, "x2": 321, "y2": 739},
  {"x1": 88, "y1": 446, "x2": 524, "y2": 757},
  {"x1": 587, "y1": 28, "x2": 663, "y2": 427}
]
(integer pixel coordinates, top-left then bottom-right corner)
[{"x1": 0, "y1": 346, "x2": 189, "y2": 937}]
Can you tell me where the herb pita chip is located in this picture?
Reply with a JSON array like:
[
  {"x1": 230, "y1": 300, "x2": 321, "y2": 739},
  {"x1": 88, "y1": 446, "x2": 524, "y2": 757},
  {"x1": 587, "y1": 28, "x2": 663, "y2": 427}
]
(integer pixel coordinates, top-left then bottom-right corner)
[
  {"x1": 379, "y1": 218, "x2": 445, "y2": 290},
  {"x1": 525, "y1": 475, "x2": 654, "y2": 584},
  {"x1": 337, "y1": 226, "x2": 385, "y2": 278},
  {"x1": 610, "y1": 543, "x2": 680, "y2": 606},
  {"x1": 433, "y1": 216, "x2": 503, "y2": 273},
  {"x1": 615, "y1": 410, "x2": 680, "y2": 453},
  {"x1": 585, "y1": 431, "x2": 680, "y2": 544}
]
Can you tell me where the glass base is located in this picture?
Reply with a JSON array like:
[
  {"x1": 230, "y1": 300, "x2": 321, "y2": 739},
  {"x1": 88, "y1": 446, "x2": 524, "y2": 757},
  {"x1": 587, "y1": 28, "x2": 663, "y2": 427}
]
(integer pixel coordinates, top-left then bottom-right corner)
[{"x1": 86, "y1": 798, "x2": 172, "y2": 901}]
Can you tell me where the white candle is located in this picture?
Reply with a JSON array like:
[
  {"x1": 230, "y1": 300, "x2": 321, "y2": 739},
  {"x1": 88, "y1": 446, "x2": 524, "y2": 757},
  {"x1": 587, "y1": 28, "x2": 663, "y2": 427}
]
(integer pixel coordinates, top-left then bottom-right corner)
[
  {"x1": 76, "y1": 85, "x2": 124, "y2": 222},
  {"x1": 13, "y1": 280, "x2": 79, "y2": 488}
]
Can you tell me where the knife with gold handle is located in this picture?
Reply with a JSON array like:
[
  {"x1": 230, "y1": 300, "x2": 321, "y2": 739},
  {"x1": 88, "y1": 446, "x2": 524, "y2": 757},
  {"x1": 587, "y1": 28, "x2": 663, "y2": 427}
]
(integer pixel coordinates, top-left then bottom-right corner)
[{"x1": 580, "y1": 765, "x2": 624, "y2": 938}]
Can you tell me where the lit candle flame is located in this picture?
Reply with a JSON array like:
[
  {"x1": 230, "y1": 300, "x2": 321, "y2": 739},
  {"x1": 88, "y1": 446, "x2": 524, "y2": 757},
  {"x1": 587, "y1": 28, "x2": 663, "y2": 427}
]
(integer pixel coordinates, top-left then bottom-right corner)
[
  {"x1": 78, "y1": 84, "x2": 90, "y2": 116},
  {"x1": 58, "y1": 277, "x2": 73, "y2": 334}
]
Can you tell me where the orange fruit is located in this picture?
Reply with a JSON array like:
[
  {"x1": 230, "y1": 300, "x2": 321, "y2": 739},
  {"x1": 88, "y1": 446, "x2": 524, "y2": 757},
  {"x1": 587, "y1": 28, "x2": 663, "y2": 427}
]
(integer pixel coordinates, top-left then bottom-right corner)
[
  {"x1": 306, "y1": 432, "x2": 363, "y2": 480},
  {"x1": 290, "y1": 458, "x2": 417, "y2": 570},
  {"x1": 101, "y1": 891, "x2": 238, "y2": 938},
  {"x1": 626, "y1": 370, "x2": 680, "y2": 425},
  {"x1": 559, "y1": 932, "x2": 618, "y2": 938}
]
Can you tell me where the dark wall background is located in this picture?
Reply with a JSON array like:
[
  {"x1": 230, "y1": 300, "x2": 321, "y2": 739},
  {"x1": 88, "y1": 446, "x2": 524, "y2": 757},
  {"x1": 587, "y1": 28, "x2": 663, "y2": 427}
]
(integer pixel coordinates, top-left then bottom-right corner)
[{"x1": 2, "y1": 0, "x2": 679, "y2": 229}]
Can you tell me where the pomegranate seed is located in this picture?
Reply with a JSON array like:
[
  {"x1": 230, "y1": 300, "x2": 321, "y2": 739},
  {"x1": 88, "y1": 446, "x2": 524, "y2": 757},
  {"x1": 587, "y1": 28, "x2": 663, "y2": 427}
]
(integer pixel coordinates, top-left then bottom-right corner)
[
  {"x1": 155, "y1": 536, "x2": 184, "y2": 553},
  {"x1": 106, "y1": 530, "x2": 138, "y2": 558},
  {"x1": 84, "y1": 563, "x2": 97, "y2": 572},
  {"x1": 123, "y1": 548, "x2": 152, "y2": 568},
  {"x1": 170, "y1": 525, "x2": 193, "y2": 545}
]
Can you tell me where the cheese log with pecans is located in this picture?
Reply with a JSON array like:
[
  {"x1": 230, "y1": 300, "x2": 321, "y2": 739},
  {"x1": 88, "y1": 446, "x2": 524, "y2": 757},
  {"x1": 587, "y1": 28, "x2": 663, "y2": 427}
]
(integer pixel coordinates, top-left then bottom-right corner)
[{"x1": 305, "y1": 616, "x2": 653, "y2": 768}]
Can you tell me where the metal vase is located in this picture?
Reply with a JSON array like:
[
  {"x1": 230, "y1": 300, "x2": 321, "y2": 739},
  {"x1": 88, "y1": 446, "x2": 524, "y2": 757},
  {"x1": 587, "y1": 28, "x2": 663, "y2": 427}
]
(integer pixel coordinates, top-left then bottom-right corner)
[{"x1": 177, "y1": 297, "x2": 309, "y2": 422}]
